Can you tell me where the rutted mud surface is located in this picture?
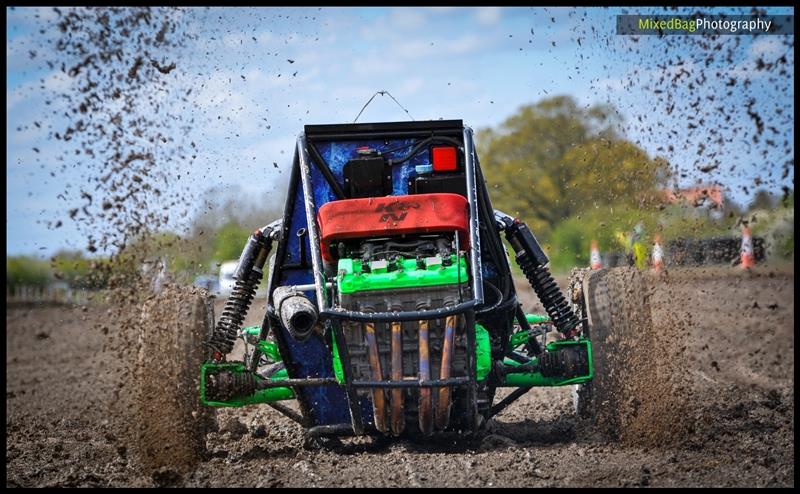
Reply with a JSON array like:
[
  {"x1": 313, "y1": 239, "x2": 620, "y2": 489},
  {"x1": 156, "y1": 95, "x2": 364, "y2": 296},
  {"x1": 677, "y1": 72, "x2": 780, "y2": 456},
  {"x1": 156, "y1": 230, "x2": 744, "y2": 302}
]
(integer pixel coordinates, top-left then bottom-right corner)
[{"x1": 6, "y1": 267, "x2": 794, "y2": 487}]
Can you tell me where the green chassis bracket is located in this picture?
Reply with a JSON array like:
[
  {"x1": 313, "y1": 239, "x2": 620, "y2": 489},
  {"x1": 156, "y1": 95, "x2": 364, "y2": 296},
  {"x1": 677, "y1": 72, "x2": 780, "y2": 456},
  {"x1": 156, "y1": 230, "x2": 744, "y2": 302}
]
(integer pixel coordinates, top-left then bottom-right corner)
[
  {"x1": 337, "y1": 255, "x2": 469, "y2": 295},
  {"x1": 525, "y1": 313, "x2": 551, "y2": 325},
  {"x1": 243, "y1": 326, "x2": 282, "y2": 362},
  {"x1": 500, "y1": 338, "x2": 593, "y2": 387}
]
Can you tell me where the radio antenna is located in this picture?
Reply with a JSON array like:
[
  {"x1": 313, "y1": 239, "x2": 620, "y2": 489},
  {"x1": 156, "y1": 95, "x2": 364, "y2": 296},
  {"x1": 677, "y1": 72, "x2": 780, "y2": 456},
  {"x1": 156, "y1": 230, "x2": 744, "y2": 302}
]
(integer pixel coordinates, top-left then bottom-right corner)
[{"x1": 353, "y1": 90, "x2": 415, "y2": 123}]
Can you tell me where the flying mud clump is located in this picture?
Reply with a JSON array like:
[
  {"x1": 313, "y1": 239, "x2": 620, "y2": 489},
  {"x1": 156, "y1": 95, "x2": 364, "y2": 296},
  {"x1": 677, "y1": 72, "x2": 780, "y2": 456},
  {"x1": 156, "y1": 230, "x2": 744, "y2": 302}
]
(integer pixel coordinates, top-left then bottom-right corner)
[
  {"x1": 40, "y1": 9, "x2": 213, "y2": 479},
  {"x1": 45, "y1": 7, "x2": 199, "y2": 279}
]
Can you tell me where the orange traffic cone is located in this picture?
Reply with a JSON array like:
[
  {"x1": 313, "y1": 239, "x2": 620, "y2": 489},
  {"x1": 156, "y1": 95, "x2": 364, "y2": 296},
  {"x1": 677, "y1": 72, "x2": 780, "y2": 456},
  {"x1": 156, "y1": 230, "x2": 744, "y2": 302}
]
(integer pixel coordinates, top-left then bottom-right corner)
[
  {"x1": 652, "y1": 234, "x2": 664, "y2": 273},
  {"x1": 741, "y1": 226, "x2": 755, "y2": 269},
  {"x1": 590, "y1": 240, "x2": 603, "y2": 270}
]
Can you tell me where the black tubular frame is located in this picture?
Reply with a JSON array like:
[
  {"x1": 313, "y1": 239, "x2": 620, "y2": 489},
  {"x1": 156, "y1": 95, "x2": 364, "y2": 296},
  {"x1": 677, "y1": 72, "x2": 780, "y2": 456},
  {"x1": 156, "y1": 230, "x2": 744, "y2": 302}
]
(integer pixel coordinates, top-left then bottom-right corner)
[
  {"x1": 323, "y1": 300, "x2": 478, "y2": 323},
  {"x1": 350, "y1": 377, "x2": 472, "y2": 389},
  {"x1": 252, "y1": 150, "x2": 319, "y2": 427},
  {"x1": 306, "y1": 423, "x2": 356, "y2": 438},
  {"x1": 256, "y1": 377, "x2": 339, "y2": 389},
  {"x1": 256, "y1": 121, "x2": 494, "y2": 435},
  {"x1": 329, "y1": 318, "x2": 365, "y2": 435},
  {"x1": 489, "y1": 386, "x2": 533, "y2": 418},
  {"x1": 266, "y1": 402, "x2": 307, "y2": 426},
  {"x1": 305, "y1": 140, "x2": 346, "y2": 200}
]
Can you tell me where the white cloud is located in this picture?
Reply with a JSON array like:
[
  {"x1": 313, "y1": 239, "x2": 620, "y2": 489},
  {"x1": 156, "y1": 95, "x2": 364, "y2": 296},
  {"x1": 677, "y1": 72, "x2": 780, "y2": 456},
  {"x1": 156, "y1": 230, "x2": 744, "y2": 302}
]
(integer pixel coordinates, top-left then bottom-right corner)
[
  {"x1": 475, "y1": 7, "x2": 501, "y2": 26},
  {"x1": 6, "y1": 85, "x2": 31, "y2": 112},
  {"x1": 6, "y1": 34, "x2": 39, "y2": 73},
  {"x1": 590, "y1": 76, "x2": 627, "y2": 94},
  {"x1": 388, "y1": 8, "x2": 428, "y2": 30},
  {"x1": 442, "y1": 34, "x2": 485, "y2": 55},
  {"x1": 362, "y1": 34, "x2": 494, "y2": 71},
  {"x1": 252, "y1": 30, "x2": 275, "y2": 48},
  {"x1": 358, "y1": 8, "x2": 431, "y2": 42},
  {"x1": 388, "y1": 38, "x2": 437, "y2": 60},
  {"x1": 237, "y1": 134, "x2": 296, "y2": 163},
  {"x1": 41, "y1": 70, "x2": 73, "y2": 95},
  {"x1": 350, "y1": 53, "x2": 403, "y2": 77},
  {"x1": 222, "y1": 32, "x2": 253, "y2": 49},
  {"x1": 281, "y1": 32, "x2": 325, "y2": 48},
  {"x1": 748, "y1": 37, "x2": 786, "y2": 58},
  {"x1": 7, "y1": 6, "x2": 59, "y2": 31},
  {"x1": 396, "y1": 77, "x2": 424, "y2": 96}
]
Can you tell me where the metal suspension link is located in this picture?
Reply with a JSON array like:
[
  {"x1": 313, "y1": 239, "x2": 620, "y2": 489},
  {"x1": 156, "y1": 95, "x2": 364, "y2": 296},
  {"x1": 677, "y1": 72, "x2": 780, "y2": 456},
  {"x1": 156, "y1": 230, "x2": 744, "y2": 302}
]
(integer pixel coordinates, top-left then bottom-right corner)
[{"x1": 207, "y1": 220, "x2": 282, "y2": 361}]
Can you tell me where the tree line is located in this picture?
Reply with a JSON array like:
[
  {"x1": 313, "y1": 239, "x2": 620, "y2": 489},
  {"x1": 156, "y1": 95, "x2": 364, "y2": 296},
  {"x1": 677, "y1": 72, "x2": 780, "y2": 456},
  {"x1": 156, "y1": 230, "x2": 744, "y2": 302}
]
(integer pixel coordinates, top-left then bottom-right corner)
[{"x1": 8, "y1": 95, "x2": 794, "y2": 289}]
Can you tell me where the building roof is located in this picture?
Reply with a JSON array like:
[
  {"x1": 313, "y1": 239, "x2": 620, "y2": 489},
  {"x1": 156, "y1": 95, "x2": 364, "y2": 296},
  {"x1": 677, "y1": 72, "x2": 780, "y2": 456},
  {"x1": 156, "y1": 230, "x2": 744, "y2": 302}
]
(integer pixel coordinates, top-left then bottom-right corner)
[{"x1": 662, "y1": 185, "x2": 724, "y2": 208}]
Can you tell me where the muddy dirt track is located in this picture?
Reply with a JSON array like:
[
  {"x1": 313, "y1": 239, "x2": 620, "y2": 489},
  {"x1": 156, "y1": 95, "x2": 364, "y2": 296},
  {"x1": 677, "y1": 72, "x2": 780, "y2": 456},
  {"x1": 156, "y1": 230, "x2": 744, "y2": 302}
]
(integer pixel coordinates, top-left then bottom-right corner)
[{"x1": 6, "y1": 266, "x2": 794, "y2": 487}]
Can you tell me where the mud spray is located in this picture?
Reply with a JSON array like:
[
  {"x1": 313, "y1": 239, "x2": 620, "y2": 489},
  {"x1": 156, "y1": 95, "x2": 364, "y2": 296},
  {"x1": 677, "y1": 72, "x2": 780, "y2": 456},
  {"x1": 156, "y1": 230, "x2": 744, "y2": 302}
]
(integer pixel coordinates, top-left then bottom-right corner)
[
  {"x1": 575, "y1": 268, "x2": 694, "y2": 447},
  {"x1": 39, "y1": 7, "x2": 217, "y2": 482}
]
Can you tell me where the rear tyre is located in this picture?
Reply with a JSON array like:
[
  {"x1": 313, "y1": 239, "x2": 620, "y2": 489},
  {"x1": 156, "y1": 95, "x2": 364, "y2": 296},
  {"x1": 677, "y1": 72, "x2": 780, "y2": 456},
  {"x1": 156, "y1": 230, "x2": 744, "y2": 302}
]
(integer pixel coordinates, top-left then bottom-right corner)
[
  {"x1": 570, "y1": 267, "x2": 654, "y2": 439},
  {"x1": 134, "y1": 285, "x2": 217, "y2": 474}
]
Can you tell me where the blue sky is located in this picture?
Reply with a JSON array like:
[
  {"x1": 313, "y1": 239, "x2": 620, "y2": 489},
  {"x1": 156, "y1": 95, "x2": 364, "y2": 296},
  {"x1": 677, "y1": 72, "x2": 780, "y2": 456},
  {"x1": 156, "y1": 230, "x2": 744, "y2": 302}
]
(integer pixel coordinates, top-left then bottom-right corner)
[{"x1": 6, "y1": 6, "x2": 795, "y2": 257}]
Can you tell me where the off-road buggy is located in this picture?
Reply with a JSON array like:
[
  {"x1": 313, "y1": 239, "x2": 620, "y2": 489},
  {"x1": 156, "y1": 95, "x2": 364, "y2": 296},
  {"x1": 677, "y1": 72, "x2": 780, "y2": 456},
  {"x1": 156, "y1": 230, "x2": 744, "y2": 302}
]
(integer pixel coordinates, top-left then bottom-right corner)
[{"x1": 137, "y1": 120, "x2": 650, "y2": 463}]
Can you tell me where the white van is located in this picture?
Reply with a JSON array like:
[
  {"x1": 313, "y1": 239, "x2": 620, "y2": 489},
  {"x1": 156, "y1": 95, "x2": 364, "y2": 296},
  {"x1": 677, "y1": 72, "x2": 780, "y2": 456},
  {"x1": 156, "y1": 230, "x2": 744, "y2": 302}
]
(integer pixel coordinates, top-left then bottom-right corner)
[{"x1": 218, "y1": 260, "x2": 239, "y2": 296}]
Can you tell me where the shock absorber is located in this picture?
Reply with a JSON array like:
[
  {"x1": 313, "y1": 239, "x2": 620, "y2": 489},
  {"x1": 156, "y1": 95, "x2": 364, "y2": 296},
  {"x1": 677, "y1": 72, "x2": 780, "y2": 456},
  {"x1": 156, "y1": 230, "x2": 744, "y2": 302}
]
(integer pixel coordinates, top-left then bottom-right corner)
[
  {"x1": 205, "y1": 366, "x2": 258, "y2": 402},
  {"x1": 495, "y1": 211, "x2": 580, "y2": 338},
  {"x1": 207, "y1": 220, "x2": 281, "y2": 361}
]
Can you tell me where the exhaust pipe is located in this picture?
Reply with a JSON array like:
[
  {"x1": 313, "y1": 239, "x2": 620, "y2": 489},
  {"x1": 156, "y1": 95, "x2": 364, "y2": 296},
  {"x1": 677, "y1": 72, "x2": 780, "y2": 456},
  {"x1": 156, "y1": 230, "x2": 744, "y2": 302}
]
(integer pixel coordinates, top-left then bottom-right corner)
[
  {"x1": 390, "y1": 319, "x2": 405, "y2": 436},
  {"x1": 273, "y1": 286, "x2": 318, "y2": 341},
  {"x1": 435, "y1": 315, "x2": 457, "y2": 431},
  {"x1": 364, "y1": 321, "x2": 388, "y2": 433},
  {"x1": 418, "y1": 317, "x2": 433, "y2": 435}
]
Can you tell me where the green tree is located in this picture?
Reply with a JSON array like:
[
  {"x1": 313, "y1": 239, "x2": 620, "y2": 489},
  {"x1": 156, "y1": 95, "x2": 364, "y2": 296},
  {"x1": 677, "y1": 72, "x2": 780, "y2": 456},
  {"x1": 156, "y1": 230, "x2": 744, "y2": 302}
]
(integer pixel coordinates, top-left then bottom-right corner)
[
  {"x1": 50, "y1": 249, "x2": 93, "y2": 288},
  {"x1": 183, "y1": 184, "x2": 285, "y2": 273},
  {"x1": 476, "y1": 96, "x2": 671, "y2": 239},
  {"x1": 212, "y1": 222, "x2": 252, "y2": 263},
  {"x1": 748, "y1": 188, "x2": 779, "y2": 211},
  {"x1": 782, "y1": 189, "x2": 794, "y2": 209},
  {"x1": 6, "y1": 256, "x2": 51, "y2": 290}
]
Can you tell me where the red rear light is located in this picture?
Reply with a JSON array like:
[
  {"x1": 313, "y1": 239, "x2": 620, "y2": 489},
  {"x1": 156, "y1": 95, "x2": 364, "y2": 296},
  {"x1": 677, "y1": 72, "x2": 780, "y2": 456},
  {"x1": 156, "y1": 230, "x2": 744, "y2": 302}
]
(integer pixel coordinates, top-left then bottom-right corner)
[{"x1": 431, "y1": 146, "x2": 457, "y2": 172}]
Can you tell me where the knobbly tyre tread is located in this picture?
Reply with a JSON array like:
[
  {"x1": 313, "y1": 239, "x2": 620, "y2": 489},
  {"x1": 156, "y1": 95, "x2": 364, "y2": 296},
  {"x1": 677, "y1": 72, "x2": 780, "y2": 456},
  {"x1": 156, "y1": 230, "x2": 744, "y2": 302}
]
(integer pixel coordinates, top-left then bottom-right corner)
[
  {"x1": 572, "y1": 267, "x2": 656, "y2": 440},
  {"x1": 134, "y1": 286, "x2": 217, "y2": 475}
]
